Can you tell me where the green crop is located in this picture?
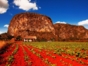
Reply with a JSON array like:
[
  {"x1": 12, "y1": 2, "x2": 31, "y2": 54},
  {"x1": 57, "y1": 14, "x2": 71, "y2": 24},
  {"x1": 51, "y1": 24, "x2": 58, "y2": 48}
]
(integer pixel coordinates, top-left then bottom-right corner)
[{"x1": 24, "y1": 42, "x2": 88, "y2": 59}]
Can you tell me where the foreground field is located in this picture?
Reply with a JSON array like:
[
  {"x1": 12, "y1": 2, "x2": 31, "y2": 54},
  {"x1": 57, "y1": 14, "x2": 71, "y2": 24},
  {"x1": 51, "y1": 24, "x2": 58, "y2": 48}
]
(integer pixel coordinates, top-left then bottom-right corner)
[{"x1": 0, "y1": 41, "x2": 88, "y2": 66}]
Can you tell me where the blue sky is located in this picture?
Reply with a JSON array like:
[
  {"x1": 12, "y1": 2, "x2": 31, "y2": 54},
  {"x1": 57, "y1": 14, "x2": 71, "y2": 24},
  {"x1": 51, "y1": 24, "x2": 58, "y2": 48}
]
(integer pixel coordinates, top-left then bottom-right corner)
[{"x1": 0, "y1": 0, "x2": 88, "y2": 34}]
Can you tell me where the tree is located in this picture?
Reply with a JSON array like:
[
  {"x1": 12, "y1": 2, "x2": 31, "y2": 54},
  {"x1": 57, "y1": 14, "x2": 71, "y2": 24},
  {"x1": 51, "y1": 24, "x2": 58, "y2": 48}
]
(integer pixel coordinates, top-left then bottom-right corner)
[
  {"x1": 15, "y1": 36, "x2": 22, "y2": 41},
  {"x1": 0, "y1": 33, "x2": 8, "y2": 40},
  {"x1": 0, "y1": 35, "x2": 1, "y2": 40},
  {"x1": 7, "y1": 35, "x2": 14, "y2": 40}
]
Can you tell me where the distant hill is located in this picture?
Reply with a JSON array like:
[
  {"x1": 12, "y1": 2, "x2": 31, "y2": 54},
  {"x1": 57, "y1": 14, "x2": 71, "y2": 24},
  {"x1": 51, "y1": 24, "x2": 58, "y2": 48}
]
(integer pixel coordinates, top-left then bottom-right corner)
[
  {"x1": 7, "y1": 12, "x2": 88, "y2": 41},
  {"x1": 54, "y1": 23, "x2": 88, "y2": 41}
]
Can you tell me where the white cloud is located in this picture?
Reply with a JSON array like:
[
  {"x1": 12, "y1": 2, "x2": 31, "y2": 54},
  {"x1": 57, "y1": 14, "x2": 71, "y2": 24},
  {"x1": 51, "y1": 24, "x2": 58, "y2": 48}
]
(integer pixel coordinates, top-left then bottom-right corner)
[
  {"x1": 78, "y1": 19, "x2": 88, "y2": 25},
  {"x1": 13, "y1": 0, "x2": 38, "y2": 11},
  {"x1": 0, "y1": 0, "x2": 9, "y2": 14},
  {"x1": 78, "y1": 19, "x2": 88, "y2": 29},
  {"x1": 4, "y1": 24, "x2": 9, "y2": 28},
  {"x1": 55, "y1": 21, "x2": 67, "y2": 24}
]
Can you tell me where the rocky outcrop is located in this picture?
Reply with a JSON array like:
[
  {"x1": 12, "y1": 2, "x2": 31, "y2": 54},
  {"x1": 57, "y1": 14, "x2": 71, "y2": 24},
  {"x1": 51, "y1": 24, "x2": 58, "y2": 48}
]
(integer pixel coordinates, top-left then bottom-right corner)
[
  {"x1": 8, "y1": 12, "x2": 88, "y2": 41},
  {"x1": 54, "y1": 23, "x2": 88, "y2": 41},
  {"x1": 8, "y1": 12, "x2": 55, "y2": 40}
]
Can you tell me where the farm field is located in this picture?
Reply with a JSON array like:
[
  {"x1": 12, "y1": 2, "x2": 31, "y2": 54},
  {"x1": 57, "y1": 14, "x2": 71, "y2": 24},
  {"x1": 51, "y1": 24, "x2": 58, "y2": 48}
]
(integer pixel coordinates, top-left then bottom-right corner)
[{"x1": 0, "y1": 41, "x2": 88, "y2": 66}]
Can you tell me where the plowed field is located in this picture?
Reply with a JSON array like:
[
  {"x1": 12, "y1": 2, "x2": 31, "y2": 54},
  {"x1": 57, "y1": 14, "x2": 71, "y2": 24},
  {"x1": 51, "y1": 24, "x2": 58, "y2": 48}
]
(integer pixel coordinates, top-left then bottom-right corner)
[{"x1": 0, "y1": 41, "x2": 88, "y2": 66}]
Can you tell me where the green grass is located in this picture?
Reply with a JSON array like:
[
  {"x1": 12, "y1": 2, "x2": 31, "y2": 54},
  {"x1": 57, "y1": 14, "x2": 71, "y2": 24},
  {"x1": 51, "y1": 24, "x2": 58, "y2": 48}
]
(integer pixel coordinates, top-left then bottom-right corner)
[
  {"x1": 23, "y1": 42, "x2": 88, "y2": 59},
  {"x1": 24, "y1": 42, "x2": 88, "y2": 50}
]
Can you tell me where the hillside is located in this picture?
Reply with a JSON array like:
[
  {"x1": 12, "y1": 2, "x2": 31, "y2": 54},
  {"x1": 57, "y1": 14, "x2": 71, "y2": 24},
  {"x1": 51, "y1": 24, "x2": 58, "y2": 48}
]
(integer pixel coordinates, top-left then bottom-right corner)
[
  {"x1": 54, "y1": 23, "x2": 88, "y2": 41},
  {"x1": 7, "y1": 12, "x2": 88, "y2": 41}
]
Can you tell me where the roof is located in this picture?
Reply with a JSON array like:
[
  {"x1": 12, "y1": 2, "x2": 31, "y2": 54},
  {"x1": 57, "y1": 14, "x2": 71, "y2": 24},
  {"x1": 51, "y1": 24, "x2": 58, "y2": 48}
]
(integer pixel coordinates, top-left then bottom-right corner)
[{"x1": 24, "y1": 36, "x2": 37, "y2": 39}]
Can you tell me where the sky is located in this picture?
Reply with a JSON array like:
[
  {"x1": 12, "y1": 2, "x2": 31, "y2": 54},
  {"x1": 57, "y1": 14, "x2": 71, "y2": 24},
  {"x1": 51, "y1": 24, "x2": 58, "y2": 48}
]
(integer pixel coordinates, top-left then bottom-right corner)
[{"x1": 0, "y1": 0, "x2": 88, "y2": 34}]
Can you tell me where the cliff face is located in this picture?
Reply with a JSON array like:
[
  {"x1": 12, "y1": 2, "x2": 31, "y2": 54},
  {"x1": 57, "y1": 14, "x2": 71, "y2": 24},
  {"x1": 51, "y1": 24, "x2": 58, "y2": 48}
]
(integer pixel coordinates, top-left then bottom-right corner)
[
  {"x1": 8, "y1": 12, "x2": 55, "y2": 39},
  {"x1": 8, "y1": 12, "x2": 88, "y2": 41},
  {"x1": 54, "y1": 23, "x2": 88, "y2": 41}
]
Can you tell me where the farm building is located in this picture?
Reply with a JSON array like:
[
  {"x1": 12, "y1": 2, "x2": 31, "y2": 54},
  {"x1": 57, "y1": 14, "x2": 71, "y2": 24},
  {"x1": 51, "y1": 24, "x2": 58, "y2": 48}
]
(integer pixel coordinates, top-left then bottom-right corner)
[{"x1": 23, "y1": 36, "x2": 37, "y2": 42}]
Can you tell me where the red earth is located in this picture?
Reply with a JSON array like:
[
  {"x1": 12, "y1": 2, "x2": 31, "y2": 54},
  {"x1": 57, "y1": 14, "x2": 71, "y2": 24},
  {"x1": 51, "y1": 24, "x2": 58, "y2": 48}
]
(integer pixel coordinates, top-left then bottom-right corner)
[{"x1": 0, "y1": 41, "x2": 88, "y2": 66}]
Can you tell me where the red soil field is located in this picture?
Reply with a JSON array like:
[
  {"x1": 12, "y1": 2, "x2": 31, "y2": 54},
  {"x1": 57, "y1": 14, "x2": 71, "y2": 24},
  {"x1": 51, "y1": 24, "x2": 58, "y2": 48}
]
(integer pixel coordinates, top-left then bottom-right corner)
[{"x1": 0, "y1": 41, "x2": 88, "y2": 66}]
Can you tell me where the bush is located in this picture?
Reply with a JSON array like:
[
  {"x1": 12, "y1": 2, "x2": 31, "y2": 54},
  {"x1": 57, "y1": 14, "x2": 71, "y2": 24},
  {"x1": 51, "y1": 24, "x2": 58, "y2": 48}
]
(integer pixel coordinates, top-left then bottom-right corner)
[{"x1": 15, "y1": 36, "x2": 22, "y2": 41}]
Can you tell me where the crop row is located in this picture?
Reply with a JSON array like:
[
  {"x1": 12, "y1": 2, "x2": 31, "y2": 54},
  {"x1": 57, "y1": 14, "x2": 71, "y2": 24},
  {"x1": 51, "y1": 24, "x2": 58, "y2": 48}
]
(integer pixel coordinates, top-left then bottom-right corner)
[
  {"x1": 6, "y1": 44, "x2": 18, "y2": 66},
  {"x1": 1, "y1": 41, "x2": 88, "y2": 66},
  {"x1": 24, "y1": 42, "x2": 88, "y2": 66}
]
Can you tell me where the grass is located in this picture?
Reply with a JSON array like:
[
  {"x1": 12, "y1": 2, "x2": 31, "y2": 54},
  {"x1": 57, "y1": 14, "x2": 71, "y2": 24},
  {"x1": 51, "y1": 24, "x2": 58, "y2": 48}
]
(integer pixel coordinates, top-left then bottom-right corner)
[
  {"x1": 24, "y1": 42, "x2": 88, "y2": 59},
  {"x1": 24, "y1": 42, "x2": 88, "y2": 50}
]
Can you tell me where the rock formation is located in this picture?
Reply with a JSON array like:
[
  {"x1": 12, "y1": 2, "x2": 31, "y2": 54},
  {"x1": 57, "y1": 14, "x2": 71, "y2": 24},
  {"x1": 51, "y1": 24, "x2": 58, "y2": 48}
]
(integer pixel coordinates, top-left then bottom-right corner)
[
  {"x1": 8, "y1": 12, "x2": 88, "y2": 41},
  {"x1": 54, "y1": 23, "x2": 88, "y2": 41},
  {"x1": 8, "y1": 12, "x2": 56, "y2": 41}
]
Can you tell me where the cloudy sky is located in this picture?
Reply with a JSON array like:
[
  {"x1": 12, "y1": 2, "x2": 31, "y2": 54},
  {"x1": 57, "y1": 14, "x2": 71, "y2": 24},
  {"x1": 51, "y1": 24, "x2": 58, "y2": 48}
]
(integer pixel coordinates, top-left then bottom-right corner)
[{"x1": 0, "y1": 0, "x2": 88, "y2": 34}]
